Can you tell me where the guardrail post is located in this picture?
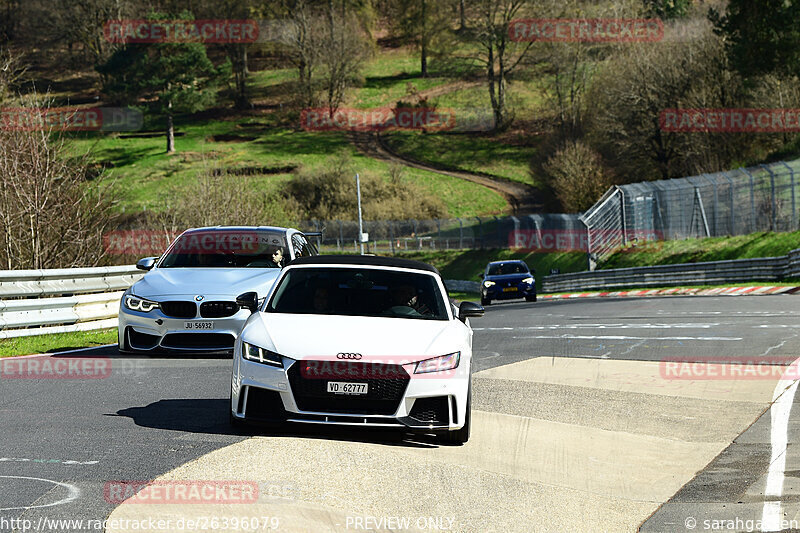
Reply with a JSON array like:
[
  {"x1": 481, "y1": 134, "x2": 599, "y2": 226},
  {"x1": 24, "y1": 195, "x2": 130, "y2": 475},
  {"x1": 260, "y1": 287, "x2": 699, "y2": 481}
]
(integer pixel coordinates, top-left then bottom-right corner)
[
  {"x1": 619, "y1": 187, "x2": 628, "y2": 245},
  {"x1": 389, "y1": 222, "x2": 395, "y2": 254},
  {"x1": 703, "y1": 174, "x2": 719, "y2": 236},
  {"x1": 475, "y1": 217, "x2": 483, "y2": 249},
  {"x1": 742, "y1": 168, "x2": 756, "y2": 232},
  {"x1": 780, "y1": 161, "x2": 797, "y2": 230},
  {"x1": 761, "y1": 164, "x2": 777, "y2": 231},
  {"x1": 338, "y1": 220, "x2": 344, "y2": 251},
  {"x1": 723, "y1": 172, "x2": 735, "y2": 235}
]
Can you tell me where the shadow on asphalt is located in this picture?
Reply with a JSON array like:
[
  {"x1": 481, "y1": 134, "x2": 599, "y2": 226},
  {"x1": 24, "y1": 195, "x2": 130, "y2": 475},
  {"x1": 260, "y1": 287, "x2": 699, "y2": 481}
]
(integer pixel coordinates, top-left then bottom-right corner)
[
  {"x1": 112, "y1": 398, "x2": 449, "y2": 449},
  {"x1": 47, "y1": 345, "x2": 232, "y2": 360}
]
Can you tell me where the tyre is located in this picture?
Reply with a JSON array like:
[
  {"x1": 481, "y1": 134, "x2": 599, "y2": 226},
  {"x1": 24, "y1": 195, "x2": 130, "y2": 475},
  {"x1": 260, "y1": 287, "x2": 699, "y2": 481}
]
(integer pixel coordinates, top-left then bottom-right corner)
[
  {"x1": 480, "y1": 296, "x2": 491, "y2": 306},
  {"x1": 526, "y1": 294, "x2": 537, "y2": 302},
  {"x1": 440, "y1": 384, "x2": 471, "y2": 445},
  {"x1": 229, "y1": 410, "x2": 247, "y2": 429}
]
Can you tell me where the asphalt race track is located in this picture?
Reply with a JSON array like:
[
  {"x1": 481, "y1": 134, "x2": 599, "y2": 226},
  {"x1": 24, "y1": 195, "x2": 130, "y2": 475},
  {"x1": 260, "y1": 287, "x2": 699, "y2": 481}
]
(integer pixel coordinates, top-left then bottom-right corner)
[{"x1": 2, "y1": 295, "x2": 800, "y2": 532}]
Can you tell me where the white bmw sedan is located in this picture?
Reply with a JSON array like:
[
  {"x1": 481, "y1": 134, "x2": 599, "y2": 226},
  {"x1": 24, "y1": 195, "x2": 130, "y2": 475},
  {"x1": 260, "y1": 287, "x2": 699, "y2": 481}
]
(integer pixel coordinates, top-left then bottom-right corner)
[
  {"x1": 118, "y1": 226, "x2": 317, "y2": 355},
  {"x1": 229, "y1": 255, "x2": 484, "y2": 444}
]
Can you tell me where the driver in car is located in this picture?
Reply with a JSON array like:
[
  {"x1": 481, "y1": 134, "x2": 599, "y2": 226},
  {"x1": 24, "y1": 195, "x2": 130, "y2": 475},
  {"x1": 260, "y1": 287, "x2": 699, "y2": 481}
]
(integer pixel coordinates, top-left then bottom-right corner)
[{"x1": 385, "y1": 284, "x2": 431, "y2": 316}]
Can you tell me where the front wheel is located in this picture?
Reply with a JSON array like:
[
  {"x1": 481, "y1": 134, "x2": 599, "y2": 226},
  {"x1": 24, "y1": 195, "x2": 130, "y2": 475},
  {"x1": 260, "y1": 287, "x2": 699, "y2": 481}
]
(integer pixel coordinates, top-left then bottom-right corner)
[
  {"x1": 526, "y1": 294, "x2": 537, "y2": 302},
  {"x1": 480, "y1": 295, "x2": 491, "y2": 306},
  {"x1": 441, "y1": 385, "x2": 471, "y2": 445}
]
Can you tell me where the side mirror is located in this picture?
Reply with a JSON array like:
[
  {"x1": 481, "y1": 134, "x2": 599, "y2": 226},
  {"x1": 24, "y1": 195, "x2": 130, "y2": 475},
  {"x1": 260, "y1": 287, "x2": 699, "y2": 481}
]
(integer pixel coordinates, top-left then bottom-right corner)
[
  {"x1": 458, "y1": 301, "x2": 484, "y2": 323},
  {"x1": 236, "y1": 291, "x2": 259, "y2": 313},
  {"x1": 136, "y1": 257, "x2": 157, "y2": 271},
  {"x1": 478, "y1": 273, "x2": 484, "y2": 279}
]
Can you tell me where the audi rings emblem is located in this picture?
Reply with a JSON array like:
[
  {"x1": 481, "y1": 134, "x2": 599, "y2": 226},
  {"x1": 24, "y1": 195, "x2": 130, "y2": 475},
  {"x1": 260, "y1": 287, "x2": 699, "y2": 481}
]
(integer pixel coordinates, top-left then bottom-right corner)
[{"x1": 336, "y1": 353, "x2": 362, "y2": 360}]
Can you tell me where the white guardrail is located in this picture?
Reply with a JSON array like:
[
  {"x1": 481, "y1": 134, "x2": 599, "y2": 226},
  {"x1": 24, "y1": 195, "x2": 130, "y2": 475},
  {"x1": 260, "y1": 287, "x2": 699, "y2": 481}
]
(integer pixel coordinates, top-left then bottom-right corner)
[
  {"x1": 0, "y1": 266, "x2": 143, "y2": 339},
  {"x1": 543, "y1": 248, "x2": 800, "y2": 293},
  {"x1": 4, "y1": 248, "x2": 798, "y2": 341}
]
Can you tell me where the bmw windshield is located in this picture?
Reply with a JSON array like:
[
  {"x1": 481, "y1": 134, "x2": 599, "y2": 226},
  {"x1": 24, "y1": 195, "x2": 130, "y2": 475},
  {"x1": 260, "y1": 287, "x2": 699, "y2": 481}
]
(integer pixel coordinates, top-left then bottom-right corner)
[
  {"x1": 158, "y1": 229, "x2": 289, "y2": 268},
  {"x1": 267, "y1": 267, "x2": 449, "y2": 320}
]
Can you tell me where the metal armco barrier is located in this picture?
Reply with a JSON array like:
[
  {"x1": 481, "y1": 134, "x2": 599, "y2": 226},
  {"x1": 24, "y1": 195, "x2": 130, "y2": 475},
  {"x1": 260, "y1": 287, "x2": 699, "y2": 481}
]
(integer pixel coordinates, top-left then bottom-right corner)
[
  {"x1": 0, "y1": 266, "x2": 143, "y2": 339},
  {"x1": 543, "y1": 248, "x2": 800, "y2": 293}
]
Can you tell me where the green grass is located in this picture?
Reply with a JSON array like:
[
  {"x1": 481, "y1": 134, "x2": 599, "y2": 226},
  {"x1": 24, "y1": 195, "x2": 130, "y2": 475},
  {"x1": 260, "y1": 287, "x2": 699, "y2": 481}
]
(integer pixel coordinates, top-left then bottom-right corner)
[
  {"x1": 0, "y1": 329, "x2": 117, "y2": 358},
  {"x1": 603, "y1": 231, "x2": 800, "y2": 269},
  {"x1": 447, "y1": 290, "x2": 481, "y2": 302},
  {"x1": 383, "y1": 131, "x2": 540, "y2": 186},
  {"x1": 67, "y1": 118, "x2": 507, "y2": 217}
]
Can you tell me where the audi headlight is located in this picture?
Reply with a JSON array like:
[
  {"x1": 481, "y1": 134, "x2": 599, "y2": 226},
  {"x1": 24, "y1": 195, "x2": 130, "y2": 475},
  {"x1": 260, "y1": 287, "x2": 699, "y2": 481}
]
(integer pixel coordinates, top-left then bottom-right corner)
[
  {"x1": 242, "y1": 341, "x2": 283, "y2": 367},
  {"x1": 415, "y1": 352, "x2": 460, "y2": 374},
  {"x1": 124, "y1": 295, "x2": 160, "y2": 313},
  {"x1": 522, "y1": 277, "x2": 534, "y2": 284},
  {"x1": 483, "y1": 280, "x2": 495, "y2": 288}
]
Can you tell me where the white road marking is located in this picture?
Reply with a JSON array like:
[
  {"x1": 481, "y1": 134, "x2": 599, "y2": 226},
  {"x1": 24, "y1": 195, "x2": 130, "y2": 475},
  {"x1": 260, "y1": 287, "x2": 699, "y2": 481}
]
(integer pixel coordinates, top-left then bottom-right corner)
[
  {"x1": 0, "y1": 476, "x2": 80, "y2": 511},
  {"x1": 760, "y1": 357, "x2": 800, "y2": 532},
  {"x1": 474, "y1": 323, "x2": 719, "y2": 331},
  {"x1": 512, "y1": 334, "x2": 741, "y2": 341}
]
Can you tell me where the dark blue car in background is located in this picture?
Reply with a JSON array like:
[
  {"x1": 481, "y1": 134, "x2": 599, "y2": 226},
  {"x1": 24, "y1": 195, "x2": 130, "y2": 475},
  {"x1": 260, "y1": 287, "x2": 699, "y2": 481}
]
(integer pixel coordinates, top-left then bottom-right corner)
[{"x1": 480, "y1": 260, "x2": 536, "y2": 306}]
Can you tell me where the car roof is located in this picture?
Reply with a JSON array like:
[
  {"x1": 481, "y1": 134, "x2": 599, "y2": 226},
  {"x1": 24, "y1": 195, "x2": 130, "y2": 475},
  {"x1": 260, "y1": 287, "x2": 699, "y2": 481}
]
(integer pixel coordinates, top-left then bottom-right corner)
[
  {"x1": 184, "y1": 226, "x2": 297, "y2": 234},
  {"x1": 488, "y1": 260, "x2": 526, "y2": 266},
  {"x1": 290, "y1": 254, "x2": 440, "y2": 274}
]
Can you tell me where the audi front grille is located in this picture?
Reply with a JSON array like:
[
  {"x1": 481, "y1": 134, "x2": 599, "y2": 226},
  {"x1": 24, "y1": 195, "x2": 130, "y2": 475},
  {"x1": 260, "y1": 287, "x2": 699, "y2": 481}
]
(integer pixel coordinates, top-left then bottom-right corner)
[{"x1": 287, "y1": 361, "x2": 410, "y2": 415}]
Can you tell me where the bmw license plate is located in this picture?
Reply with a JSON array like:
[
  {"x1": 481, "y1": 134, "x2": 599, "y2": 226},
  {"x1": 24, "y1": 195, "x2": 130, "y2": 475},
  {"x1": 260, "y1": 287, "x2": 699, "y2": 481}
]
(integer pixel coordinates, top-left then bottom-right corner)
[
  {"x1": 184, "y1": 321, "x2": 214, "y2": 330},
  {"x1": 503, "y1": 287, "x2": 518, "y2": 292},
  {"x1": 327, "y1": 382, "x2": 368, "y2": 395}
]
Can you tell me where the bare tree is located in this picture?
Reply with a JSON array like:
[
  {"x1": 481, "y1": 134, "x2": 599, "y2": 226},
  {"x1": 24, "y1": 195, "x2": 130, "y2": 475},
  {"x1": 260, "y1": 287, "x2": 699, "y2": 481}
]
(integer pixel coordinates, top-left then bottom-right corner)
[
  {"x1": 0, "y1": 47, "x2": 25, "y2": 104},
  {"x1": 463, "y1": 0, "x2": 534, "y2": 129},
  {"x1": 587, "y1": 25, "x2": 760, "y2": 181},
  {"x1": 317, "y1": 11, "x2": 372, "y2": 115},
  {"x1": 0, "y1": 102, "x2": 117, "y2": 269},
  {"x1": 281, "y1": 0, "x2": 325, "y2": 108}
]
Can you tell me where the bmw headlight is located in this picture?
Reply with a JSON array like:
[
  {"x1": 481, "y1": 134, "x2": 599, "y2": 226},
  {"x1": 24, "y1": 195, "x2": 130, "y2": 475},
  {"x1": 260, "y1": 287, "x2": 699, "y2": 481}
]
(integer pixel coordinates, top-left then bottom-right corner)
[
  {"x1": 483, "y1": 280, "x2": 495, "y2": 288},
  {"x1": 415, "y1": 352, "x2": 460, "y2": 374},
  {"x1": 242, "y1": 341, "x2": 283, "y2": 367},
  {"x1": 522, "y1": 277, "x2": 534, "y2": 284},
  {"x1": 124, "y1": 295, "x2": 160, "y2": 313}
]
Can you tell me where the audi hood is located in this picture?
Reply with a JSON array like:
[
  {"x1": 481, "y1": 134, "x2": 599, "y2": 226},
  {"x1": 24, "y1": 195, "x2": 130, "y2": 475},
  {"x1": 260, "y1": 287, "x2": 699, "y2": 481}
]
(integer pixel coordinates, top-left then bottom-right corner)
[
  {"x1": 242, "y1": 313, "x2": 469, "y2": 361},
  {"x1": 131, "y1": 268, "x2": 282, "y2": 299}
]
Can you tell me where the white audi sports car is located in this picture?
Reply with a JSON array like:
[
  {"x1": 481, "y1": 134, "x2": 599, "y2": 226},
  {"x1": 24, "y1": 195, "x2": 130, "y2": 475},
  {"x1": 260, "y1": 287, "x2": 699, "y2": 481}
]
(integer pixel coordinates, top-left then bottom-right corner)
[
  {"x1": 229, "y1": 255, "x2": 484, "y2": 444},
  {"x1": 118, "y1": 226, "x2": 317, "y2": 355}
]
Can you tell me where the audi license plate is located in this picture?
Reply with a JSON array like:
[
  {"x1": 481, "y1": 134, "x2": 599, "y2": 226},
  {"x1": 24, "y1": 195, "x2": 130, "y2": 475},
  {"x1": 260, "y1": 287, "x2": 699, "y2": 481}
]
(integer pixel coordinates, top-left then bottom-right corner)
[
  {"x1": 184, "y1": 321, "x2": 214, "y2": 330},
  {"x1": 327, "y1": 382, "x2": 368, "y2": 395},
  {"x1": 503, "y1": 287, "x2": 518, "y2": 292}
]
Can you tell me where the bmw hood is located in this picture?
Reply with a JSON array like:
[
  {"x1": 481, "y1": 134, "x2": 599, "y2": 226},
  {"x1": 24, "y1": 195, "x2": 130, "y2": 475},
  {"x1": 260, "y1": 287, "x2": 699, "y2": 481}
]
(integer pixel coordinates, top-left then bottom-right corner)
[
  {"x1": 245, "y1": 314, "x2": 466, "y2": 361},
  {"x1": 131, "y1": 268, "x2": 281, "y2": 299}
]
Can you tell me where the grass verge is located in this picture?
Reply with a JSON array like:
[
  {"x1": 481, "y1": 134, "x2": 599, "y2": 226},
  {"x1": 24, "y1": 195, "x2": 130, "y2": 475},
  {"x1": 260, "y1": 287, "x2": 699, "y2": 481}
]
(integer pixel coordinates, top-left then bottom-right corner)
[
  {"x1": 0, "y1": 328, "x2": 118, "y2": 358},
  {"x1": 603, "y1": 231, "x2": 800, "y2": 268}
]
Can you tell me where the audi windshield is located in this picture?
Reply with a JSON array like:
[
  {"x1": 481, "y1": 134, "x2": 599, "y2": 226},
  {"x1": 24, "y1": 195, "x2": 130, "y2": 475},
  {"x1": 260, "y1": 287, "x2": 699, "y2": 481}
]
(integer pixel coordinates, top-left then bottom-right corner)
[{"x1": 266, "y1": 267, "x2": 449, "y2": 320}]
